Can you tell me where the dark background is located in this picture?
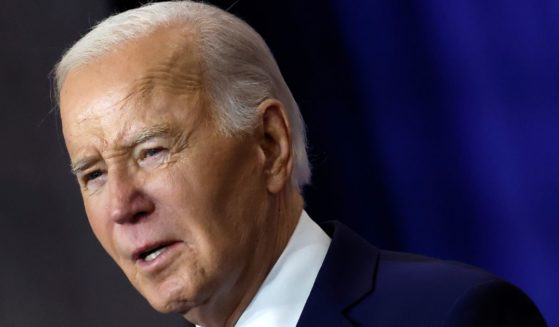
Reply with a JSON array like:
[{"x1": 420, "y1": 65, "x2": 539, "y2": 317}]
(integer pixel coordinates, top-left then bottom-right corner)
[{"x1": 1, "y1": 0, "x2": 557, "y2": 326}]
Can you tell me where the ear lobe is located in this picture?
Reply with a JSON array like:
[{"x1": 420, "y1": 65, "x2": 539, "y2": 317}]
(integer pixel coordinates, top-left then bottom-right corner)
[{"x1": 257, "y1": 99, "x2": 293, "y2": 194}]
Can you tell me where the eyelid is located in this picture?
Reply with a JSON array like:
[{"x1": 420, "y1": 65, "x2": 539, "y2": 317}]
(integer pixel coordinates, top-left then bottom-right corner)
[
  {"x1": 77, "y1": 169, "x2": 106, "y2": 194},
  {"x1": 141, "y1": 147, "x2": 166, "y2": 159},
  {"x1": 135, "y1": 137, "x2": 169, "y2": 155},
  {"x1": 80, "y1": 169, "x2": 103, "y2": 184}
]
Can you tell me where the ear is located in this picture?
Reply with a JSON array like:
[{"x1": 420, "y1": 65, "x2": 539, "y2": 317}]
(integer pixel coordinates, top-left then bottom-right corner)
[{"x1": 257, "y1": 99, "x2": 293, "y2": 194}]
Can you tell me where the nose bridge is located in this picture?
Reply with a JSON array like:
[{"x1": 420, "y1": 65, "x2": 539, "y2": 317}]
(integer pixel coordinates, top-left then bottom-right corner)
[{"x1": 107, "y1": 163, "x2": 148, "y2": 224}]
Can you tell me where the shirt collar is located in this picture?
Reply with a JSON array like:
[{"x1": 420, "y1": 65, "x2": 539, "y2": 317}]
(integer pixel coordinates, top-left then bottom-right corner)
[{"x1": 234, "y1": 210, "x2": 331, "y2": 327}]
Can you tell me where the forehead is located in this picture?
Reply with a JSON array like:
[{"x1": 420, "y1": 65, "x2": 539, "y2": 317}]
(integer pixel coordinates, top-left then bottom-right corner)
[
  {"x1": 59, "y1": 26, "x2": 206, "y2": 150},
  {"x1": 62, "y1": 24, "x2": 202, "y2": 108}
]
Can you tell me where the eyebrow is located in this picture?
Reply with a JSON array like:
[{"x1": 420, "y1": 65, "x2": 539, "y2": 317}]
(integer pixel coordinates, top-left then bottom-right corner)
[
  {"x1": 70, "y1": 124, "x2": 175, "y2": 176},
  {"x1": 129, "y1": 124, "x2": 174, "y2": 147},
  {"x1": 70, "y1": 156, "x2": 98, "y2": 176}
]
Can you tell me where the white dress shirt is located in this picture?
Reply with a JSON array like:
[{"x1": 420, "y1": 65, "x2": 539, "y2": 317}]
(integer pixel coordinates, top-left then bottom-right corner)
[{"x1": 235, "y1": 210, "x2": 331, "y2": 326}]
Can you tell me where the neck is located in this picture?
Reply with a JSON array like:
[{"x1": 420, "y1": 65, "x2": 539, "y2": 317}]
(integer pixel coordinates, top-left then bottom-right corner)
[{"x1": 187, "y1": 189, "x2": 304, "y2": 327}]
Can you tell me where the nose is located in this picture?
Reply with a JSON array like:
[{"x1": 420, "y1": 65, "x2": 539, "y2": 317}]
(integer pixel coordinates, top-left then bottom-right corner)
[{"x1": 107, "y1": 168, "x2": 154, "y2": 224}]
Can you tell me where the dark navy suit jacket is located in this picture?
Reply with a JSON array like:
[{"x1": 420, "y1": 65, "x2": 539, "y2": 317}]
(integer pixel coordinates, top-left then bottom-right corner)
[{"x1": 297, "y1": 221, "x2": 546, "y2": 326}]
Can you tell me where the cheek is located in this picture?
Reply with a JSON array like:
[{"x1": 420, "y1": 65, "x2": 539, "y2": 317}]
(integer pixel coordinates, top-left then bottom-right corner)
[
  {"x1": 150, "y1": 159, "x2": 214, "y2": 218},
  {"x1": 151, "y1": 163, "x2": 240, "y2": 248}
]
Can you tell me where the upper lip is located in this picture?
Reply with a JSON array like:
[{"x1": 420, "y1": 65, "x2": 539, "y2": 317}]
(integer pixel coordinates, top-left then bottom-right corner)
[{"x1": 132, "y1": 240, "x2": 177, "y2": 261}]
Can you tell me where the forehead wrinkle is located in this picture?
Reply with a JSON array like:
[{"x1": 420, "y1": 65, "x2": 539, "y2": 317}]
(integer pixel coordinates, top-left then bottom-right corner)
[
  {"x1": 117, "y1": 66, "x2": 203, "y2": 121},
  {"x1": 139, "y1": 65, "x2": 201, "y2": 93},
  {"x1": 72, "y1": 84, "x2": 134, "y2": 127},
  {"x1": 107, "y1": 26, "x2": 206, "y2": 126},
  {"x1": 125, "y1": 36, "x2": 203, "y2": 106}
]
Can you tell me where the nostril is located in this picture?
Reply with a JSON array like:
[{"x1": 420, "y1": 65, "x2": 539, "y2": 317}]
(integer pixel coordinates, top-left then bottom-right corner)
[{"x1": 131, "y1": 210, "x2": 150, "y2": 223}]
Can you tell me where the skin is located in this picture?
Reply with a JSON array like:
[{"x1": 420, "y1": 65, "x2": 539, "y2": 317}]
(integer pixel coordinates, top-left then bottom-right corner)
[{"x1": 59, "y1": 25, "x2": 303, "y2": 326}]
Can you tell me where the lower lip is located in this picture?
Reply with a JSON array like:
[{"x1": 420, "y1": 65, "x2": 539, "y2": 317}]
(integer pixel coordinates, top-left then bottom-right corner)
[{"x1": 135, "y1": 241, "x2": 183, "y2": 273}]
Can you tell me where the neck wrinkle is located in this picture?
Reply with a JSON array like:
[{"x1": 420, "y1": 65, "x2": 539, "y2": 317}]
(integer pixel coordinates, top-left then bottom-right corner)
[
  {"x1": 190, "y1": 190, "x2": 303, "y2": 327},
  {"x1": 223, "y1": 191, "x2": 302, "y2": 326}
]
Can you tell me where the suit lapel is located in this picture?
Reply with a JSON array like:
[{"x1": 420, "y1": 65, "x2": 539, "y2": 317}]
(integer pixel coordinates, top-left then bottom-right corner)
[{"x1": 297, "y1": 221, "x2": 380, "y2": 326}]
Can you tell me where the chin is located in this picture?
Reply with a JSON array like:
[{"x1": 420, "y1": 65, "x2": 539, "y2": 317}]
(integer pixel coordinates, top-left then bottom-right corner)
[
  {"x1": 150, "y1": 297, "x2": 195, "y2": 315},
  {"x1": 145, "y1": 290, "x2": 195, "y2": 314},
  {"x1": 141, "y1": 278, "x2": 201, "y2": 314}
]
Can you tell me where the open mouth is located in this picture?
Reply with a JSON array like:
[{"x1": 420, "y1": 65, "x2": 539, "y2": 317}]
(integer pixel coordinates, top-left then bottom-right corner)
[
  {"x1": 135, "y1": 241, "x2": 177, "y2": 263},
  {"x1": 140, "y1": 245, "x2": 168, "y2": 262}
]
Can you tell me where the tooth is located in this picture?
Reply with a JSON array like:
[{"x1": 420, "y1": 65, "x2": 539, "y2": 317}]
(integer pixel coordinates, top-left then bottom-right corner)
[{"x1": 145, "y1": 247, "x2": 166, "y2": 262}]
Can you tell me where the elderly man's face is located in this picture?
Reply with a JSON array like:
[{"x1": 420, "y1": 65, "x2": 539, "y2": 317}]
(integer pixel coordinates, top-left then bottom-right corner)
[{"x1": 59, "y1": 30, "x2": 274, "y2": 317}]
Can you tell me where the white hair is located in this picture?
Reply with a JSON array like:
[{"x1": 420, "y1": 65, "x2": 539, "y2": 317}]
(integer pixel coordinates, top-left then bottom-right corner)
[{"x1": 55, "y1": 1, "x2": 310, "y2": 190}]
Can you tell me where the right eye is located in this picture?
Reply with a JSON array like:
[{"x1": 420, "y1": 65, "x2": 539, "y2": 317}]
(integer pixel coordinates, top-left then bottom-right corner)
[
  {"x1": 85, "y1": 170, "x2": 103, "y2": 182},
  {"x1": 81, "y1": 169, "x2": 106, "y2": 191}
]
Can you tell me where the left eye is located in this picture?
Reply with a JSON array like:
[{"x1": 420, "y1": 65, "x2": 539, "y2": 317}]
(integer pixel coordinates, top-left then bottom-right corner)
[
  {"x1": 138, "y1": 147, "x2": 169, "y2": 167},
  {"x1": 144, "y1": 147, "x2": 164, "y2": 158}
]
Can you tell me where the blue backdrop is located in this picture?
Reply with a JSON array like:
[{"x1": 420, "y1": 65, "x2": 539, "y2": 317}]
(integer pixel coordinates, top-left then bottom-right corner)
[{"x1": 323, "y1": 0, "x2": 558, "y2": 324}]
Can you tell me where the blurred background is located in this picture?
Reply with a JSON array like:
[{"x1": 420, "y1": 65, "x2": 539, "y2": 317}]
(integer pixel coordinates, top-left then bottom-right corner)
[{"x1": 1, "y1": 0, "x2": 557, "y2": 325}]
